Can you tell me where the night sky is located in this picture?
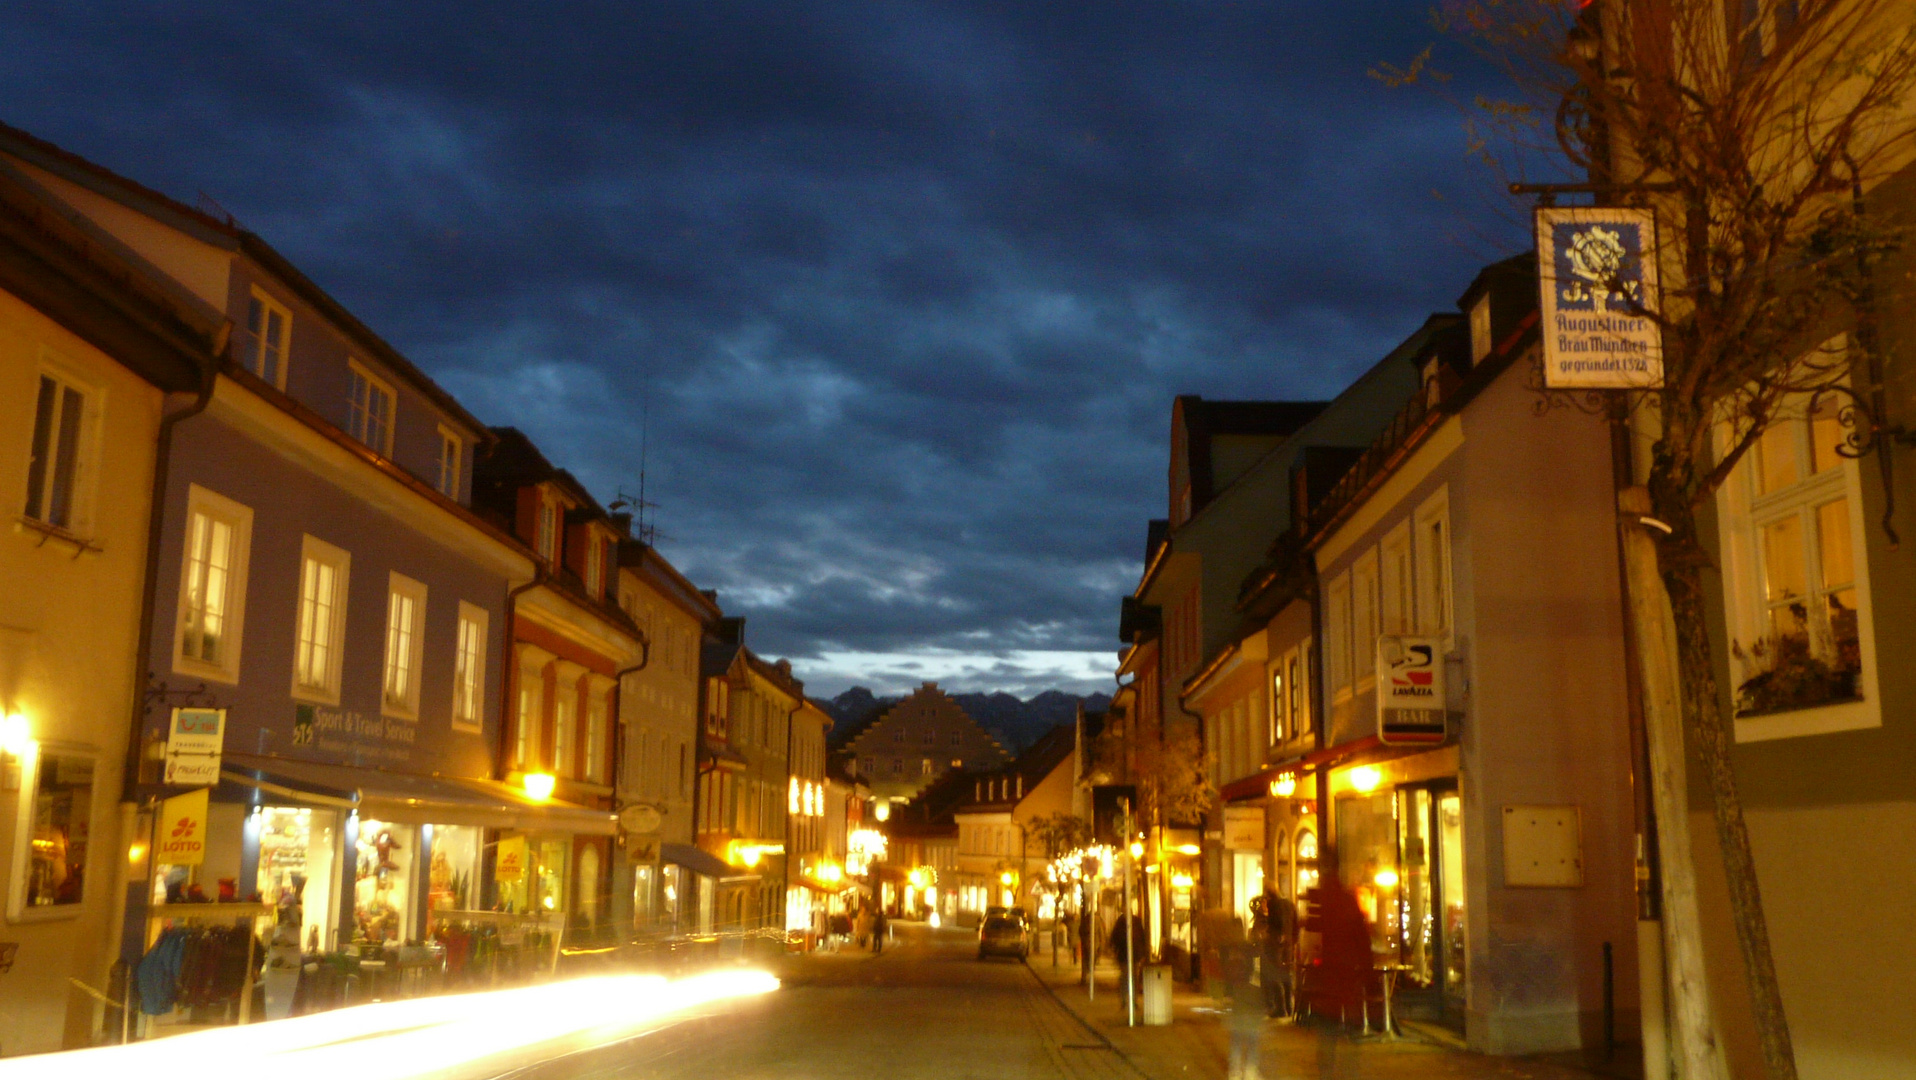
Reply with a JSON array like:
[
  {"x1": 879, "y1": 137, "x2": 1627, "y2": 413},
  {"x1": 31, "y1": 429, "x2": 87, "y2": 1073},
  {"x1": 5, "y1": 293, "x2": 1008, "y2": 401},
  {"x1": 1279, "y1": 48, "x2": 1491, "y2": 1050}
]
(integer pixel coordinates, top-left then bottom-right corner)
[{"x1": 5, "y1": 4, "x2": 1529, "y2": 697}]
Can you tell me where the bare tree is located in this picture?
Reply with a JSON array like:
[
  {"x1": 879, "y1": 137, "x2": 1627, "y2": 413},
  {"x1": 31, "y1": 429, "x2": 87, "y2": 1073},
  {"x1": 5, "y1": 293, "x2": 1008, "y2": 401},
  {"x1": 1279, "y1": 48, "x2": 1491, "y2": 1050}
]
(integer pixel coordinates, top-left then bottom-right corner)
[{"x1": 1386, "y1": 3, "x2": 1916, "y2": 1077}]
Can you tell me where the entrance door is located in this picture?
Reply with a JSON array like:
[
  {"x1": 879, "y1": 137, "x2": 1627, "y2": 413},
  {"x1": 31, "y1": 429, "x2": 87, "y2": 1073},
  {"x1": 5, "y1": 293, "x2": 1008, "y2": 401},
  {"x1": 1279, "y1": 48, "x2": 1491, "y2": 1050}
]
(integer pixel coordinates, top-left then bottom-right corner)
[
  {"x1": 1394, "y1": 782, "x2": 1465, "y2": 1029},
  {"x1": 1437, "y1": 789, "x2": 1466, "y2": 1017}
]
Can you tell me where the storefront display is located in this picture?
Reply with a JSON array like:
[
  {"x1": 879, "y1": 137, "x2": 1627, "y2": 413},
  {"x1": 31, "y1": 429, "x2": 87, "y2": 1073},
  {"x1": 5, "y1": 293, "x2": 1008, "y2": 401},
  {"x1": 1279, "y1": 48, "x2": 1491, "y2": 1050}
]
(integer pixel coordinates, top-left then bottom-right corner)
[
  {"x1": 494, "y1": 834, "x2": 568, "y2": 916},
  {"x1": 354, "y1": 818, "x2": 415, "y2": 942},
  {"x1": 21, "y1": 752, "x2": 91, "y2": 910},
  {"x1": 427, "y1": 824, "x2": 482, "y2": 912},
  {"x1": 255, "y1": 806, "x2": 338, "y2": 951}
]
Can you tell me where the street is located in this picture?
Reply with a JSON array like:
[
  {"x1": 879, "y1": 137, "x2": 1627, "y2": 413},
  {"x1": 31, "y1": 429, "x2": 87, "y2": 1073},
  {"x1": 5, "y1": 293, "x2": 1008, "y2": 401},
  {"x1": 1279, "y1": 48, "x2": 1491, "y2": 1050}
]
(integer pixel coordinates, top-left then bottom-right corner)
[{"x1": 519, "y1": 922, "x2": 1131, "y2": 1080}]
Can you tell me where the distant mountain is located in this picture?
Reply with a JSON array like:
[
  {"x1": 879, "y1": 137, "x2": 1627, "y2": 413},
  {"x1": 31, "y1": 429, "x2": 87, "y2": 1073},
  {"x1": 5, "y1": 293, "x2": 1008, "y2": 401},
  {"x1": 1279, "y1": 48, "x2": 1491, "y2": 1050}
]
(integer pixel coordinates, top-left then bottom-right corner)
[{"x1": 819, "y1": 685, "x2": 1111, "y2": 754}]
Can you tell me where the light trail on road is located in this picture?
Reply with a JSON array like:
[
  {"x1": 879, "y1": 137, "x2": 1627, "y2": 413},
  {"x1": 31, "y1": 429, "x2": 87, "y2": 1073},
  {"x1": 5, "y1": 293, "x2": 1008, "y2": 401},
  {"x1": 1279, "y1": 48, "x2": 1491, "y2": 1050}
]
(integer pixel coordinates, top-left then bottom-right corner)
[{"x1": 1, "y1": 969, "x2": 779, "y2": 1080}]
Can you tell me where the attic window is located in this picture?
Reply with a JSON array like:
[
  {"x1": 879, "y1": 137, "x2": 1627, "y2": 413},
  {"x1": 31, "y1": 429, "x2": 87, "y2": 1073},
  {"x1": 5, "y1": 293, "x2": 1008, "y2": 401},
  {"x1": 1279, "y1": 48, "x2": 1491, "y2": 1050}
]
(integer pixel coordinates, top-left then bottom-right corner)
[{"x1": 1469, "y1": 295, "x2": 1492, "y2": 364}]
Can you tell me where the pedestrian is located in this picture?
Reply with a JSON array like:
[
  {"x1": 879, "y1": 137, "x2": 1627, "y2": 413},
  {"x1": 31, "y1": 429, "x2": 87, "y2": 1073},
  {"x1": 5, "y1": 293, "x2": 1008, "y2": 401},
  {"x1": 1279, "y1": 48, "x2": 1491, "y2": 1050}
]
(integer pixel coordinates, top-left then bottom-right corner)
[
  {"x1": 1254, "y1": 890, "x2": 1297, "y2": 1019},
  {"x1": 871, "y1": 906, "x2": 888, "y2": 955},
  {"x1": 1223, "y1": 942, "x2": 1265, "y2": 1080},
  {"x1": 1305, "y1": 850, "x2": 1369, "y2": 1079},
  {"x1": 854, "y1": 905, "x2": 873, "y2": 950}
]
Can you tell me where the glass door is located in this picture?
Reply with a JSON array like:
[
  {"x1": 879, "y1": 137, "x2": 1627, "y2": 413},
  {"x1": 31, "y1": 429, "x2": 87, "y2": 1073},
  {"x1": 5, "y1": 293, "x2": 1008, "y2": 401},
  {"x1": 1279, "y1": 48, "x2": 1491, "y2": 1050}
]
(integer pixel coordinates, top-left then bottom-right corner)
[
  {"x1": 1438, "y1": 789, "x2": 1467, "y2": 1015},
  {"x1": 1397, "y1": 788, "x2": 1435, "y2": 986}
]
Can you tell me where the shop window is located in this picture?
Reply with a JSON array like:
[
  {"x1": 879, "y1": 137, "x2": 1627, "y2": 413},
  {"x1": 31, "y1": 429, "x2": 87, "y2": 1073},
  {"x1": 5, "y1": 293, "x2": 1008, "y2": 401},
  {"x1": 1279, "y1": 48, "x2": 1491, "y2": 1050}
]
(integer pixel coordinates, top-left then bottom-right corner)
[
  {"x1": 292, "y1": 535, "x2": 351, "y2": 703},
  {"x1": 1715, "y1": 390, "x2": 1880, "y2": 740},
  {"x1": 257, "y1": 806, "x2": 338, "y2": 951},
  {"x1": 175, "y1": 484, "x2": 253, "y2": 683},
  {"x1": 22, "y1": 367, "x2": 96, "y2": 534},
  {"x1": 8, "y1": 751, "x2": 92, "y2": 917},
  {"x1": 452, "y1": 603, "x2": 487, "y2": 730},
  {"x1": 584, "y1": 688, "x2": 609, "y2": 783},
  {"x1": 354, "y1": 818, "x2": 414, "y2": 942},
  {"x1": 427, "y1": 824, "x2": 481, "y2": 913},
  {"x1": 382, "y1": 573, "x2": 427, "y2": 718}
]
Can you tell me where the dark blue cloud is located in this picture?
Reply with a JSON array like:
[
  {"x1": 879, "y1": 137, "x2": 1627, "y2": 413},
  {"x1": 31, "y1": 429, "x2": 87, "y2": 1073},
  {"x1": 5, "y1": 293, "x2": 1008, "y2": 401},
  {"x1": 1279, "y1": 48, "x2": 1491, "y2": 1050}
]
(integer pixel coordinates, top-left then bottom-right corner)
[{"x1": 0, "y1": 1, "x2": 1527, "y2": 695}]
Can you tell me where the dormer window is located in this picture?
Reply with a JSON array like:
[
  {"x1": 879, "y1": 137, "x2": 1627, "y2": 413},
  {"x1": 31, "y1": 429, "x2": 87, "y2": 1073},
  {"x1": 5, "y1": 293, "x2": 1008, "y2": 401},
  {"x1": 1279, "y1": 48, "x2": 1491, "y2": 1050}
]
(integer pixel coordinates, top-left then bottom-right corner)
[
  {"x1": 535, "y1": 498, "x2": 558, "y2": 563},
  {"x1": 585, "y1": 531, "x2": 603, "y2": 597},
  {"x1": 1469, "y1": 295, "x2": 1492, "y2": 364},
  {"x1": 436, "y1": 427, "x2": 463, "y2": 498},
  {"x1": 348, "y1": 362, "x2": 395, "y2": 456},
  {"x1": 245, "y1": 290, "x2": 291, "y2": 389}
]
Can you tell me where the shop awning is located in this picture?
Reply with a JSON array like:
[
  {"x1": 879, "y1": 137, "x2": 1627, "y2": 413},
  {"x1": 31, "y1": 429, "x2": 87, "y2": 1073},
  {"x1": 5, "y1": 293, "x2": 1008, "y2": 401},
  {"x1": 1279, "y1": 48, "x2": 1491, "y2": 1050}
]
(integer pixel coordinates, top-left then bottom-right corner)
[
  {"x1": 662, "y1": 842, "x2": 758, "y2": 883},
  {"x1": 219, "y1": 754, "x2": 617, "y2": 835}
]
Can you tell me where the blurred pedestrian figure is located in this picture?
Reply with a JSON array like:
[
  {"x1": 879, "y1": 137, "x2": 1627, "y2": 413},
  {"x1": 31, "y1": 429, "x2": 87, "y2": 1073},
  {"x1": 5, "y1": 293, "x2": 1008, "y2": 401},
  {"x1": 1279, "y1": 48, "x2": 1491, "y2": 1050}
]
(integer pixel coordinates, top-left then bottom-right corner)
[
  {"x1": 871, "y1": 906, "x2": 889, "y2": 955},
  {"x1": 1109, "y1": 909, "x2": 1145, "y2": 982},
  {"x1": 1222, "y1": 941, "x2": 1265, "y2": 1080},
  {"x1": 1304, "y1": 848, "x2": 1369, "y2": 1078},
  {"x1": 854, "y1": 905, "x2": 873, "y2": 950},
  {"x1": 1252, "y1": 890, "x2": 1297, "y2": 1018}
]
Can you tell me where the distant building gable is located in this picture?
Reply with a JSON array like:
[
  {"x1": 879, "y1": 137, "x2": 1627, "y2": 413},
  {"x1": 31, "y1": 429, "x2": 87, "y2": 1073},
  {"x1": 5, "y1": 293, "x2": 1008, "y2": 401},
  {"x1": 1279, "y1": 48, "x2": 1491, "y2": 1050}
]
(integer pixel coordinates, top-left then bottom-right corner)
[{"x1": 846, "y1": 682, "x2": 1010, "y2": 801}]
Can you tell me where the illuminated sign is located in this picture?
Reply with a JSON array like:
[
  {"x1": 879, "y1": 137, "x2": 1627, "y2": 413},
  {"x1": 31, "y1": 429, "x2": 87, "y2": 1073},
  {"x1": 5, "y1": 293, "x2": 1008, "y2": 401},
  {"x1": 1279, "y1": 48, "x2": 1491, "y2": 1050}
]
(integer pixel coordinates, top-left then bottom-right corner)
[
  {"x1": 157, "y1": 787, "x2": 209, "y2": 866},
  {"x1": 1536, "y1": 206, "x2": 1663, "y2": 389},
  {"x1": 164, "y1": 707, "x2": 225, "y2": 786},
  {"x1": 1377, "y1": 636, "x2": 1447, "y2": 745}
]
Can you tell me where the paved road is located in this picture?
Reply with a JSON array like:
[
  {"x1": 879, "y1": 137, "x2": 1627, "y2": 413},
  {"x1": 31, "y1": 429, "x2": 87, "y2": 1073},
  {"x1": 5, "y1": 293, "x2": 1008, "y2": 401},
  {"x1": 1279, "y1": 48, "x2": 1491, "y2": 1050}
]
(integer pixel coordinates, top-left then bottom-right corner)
[{"x1": 517, "y1": 922, "x2": 1136, "y2": 1080}]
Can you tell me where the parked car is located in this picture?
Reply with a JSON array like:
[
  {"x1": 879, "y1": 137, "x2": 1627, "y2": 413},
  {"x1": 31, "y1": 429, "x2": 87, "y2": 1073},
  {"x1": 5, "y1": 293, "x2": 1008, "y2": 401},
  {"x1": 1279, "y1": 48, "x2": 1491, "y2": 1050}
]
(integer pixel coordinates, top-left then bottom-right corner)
[
  {"x1": 978, "y1": 914, "x2": 1029, "y2": 960},
  {"x1": 985, "y1": 905, "x2": 1030, "y2": 929}
]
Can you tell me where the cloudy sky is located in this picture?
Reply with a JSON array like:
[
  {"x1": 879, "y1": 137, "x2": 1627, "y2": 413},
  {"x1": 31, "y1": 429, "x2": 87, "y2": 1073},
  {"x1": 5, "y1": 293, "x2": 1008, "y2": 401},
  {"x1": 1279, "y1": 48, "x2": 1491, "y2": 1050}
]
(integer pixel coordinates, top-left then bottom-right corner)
[{"x1": 5, "y1": 3, "x2": 1533, "y2": 697}]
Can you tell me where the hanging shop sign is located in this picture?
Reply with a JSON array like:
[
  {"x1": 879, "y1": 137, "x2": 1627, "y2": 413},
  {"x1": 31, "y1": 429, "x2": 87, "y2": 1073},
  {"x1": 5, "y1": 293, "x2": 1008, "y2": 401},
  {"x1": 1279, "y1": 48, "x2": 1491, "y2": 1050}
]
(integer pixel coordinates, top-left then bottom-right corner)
[
  {"x1": 1535, "y1": 206, "x2": 1663, "y2": 389},
  {"x1": 163, "y1": 707, "x2": 226, "y2": 785},
  {"x1": 1223, "y1": 806, "x2": 1266, "y2": 851},
  {"x1": 1376, "y1": 636, "x2": 1447, "y2": 745},
  {"x1": 618, "y1": 804, "x2": 663, "y2": 835},
  {"x1": 157, "y1": 787, "x2": 210, "y2": 866},
  {"x1": 496, "y1": 835, "x2": 528, "y2": 882}
]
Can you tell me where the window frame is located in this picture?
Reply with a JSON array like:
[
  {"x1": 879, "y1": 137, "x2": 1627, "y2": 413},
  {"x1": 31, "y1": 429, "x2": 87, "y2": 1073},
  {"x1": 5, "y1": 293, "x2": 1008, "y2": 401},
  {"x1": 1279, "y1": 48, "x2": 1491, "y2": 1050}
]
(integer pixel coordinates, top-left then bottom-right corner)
[
  {"x1": 21, "y1": 358, "x2": 103, "y2": 537},
  {"x1": 535, "y1": 496, "x2": 558, "y2": 564},
  {"x1": 514, "y1": 644, "x2": 554, "y2": 769},
  {"x1": 584, "y1": 676, "x2": 612, "y2": 784},
  {"x1": 291, "y1": 534, "x2": 351, "y2": 704},
  {"x1": 173, "y1": 484, "x2": 253, "y2": 684},
  {"x1": 1380, "y1": 521, "x2": 1413, "y2": 637},
  {"x1": 381, "y1": 572, "x2": 428, "y2": 719},
  {"x1": 245, "y1": 288, "x2": 292, "y2": 390},
  {"x1": 1714, "y1": 411, "x2": 1880, "y2": 741},
  {"x1": 1414, "y1": 487, "x2": 1454, "y2": 648},
  {"x1": 436, "y1": 425, "x2": 464, "y2": 499},
  {"x1": 1350, "y1": 548, "x2": 1380, "y2": 693},
  {"x1": 452, "y1": 602, "x2": 488, "y2": 732},
  {"x1": 584, "y1": 529, "x2": 603, "y2": 599},
  {"x1": 7, "y1": 742, "x2": 97, "y2": 923},
  {"x1": 1326, "y1": 571, "x2": 1353, "y2": 699},
  {"x1": 347, "y1": 360, "x2": 397, "y2": 458}
]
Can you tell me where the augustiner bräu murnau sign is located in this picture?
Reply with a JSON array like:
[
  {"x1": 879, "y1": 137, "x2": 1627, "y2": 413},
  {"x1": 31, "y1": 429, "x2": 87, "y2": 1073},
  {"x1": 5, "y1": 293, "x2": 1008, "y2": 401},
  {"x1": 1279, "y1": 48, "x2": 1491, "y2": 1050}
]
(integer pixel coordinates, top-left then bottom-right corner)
[{"x1": 1535, "y1": 207, "x2": 1663, "y2": 389}]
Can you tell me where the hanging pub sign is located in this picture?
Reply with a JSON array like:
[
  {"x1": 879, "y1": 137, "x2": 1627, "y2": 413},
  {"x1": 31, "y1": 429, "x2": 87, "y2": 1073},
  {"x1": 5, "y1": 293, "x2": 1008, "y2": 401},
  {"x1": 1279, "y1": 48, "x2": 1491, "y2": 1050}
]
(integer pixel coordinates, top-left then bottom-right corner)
[
  {"x1": 1535, "y1": 206, "x2": 1663, "y2": 389},
  {"x1": 1377, "y1": 636, "x2": 1447, "y2": 745},
  {"x1": 157, "y1": 787, "x2": 209, "y2": 866},
  {"x1": 163, "y1": 707, "x2": 226, "y2": 786}
]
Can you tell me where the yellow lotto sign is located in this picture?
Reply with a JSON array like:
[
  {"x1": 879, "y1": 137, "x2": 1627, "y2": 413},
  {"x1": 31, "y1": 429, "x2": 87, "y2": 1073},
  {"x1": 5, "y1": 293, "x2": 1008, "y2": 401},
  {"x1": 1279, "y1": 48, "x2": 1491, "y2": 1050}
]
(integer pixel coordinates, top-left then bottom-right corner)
[
  {"x1": 496, "y1": 835, "x2": 527, "y2": 880},
  {"x1": 158, "y1": 788, "x2": 209, "y2": 866}
]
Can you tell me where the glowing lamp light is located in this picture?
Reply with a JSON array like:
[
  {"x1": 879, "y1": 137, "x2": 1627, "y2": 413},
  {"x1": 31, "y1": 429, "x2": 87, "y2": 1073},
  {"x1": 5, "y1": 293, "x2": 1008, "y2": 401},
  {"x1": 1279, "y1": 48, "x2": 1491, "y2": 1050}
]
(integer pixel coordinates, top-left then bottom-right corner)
[
  {"x1": 1128, "y1": 842, "x2": 1144, "y2": 859},
  {"x1": 1171, "y1": 873, "x2": 1194, "y2": 889},
  {"x1": 1374, "y1": 869, "x2": 1400, "y2": 889},
  {"x1": 522, "y1": 773, "x2": 557, "y2": 801},
  {"x1": 909, "y1": 868, "x2": 928, "y2": 889},
  {"x1": 127, "y1": 842, "x2": 147, "y2": 865},
  {"x1": 873, "y1": 801, "x2": 891, "y2": 822},
  {"x1": 1349, "y1": 765, "x2": 1382, "y2": 794},
  {"x1": 928, "y1": 911, "x2": 942, "y2": 928},
  {"x1": 542, "y1": 895, "x2": 556, "y2": 909},
  {"x1": 739, "y1": 845, "x2": 763, "y2": 868},
  {"x1": 1175, "y1": 843, "x2": 1201, "y2": 856},
  {"x1": 1271, "y1": 772, "x2": 1298, "y2": 798},
  {"x1": 999, "y1": 870, "x2": 1015, "y2": 886},
  {"x1": 0, "y1": 713, "x2": 32, "y2": 757}
]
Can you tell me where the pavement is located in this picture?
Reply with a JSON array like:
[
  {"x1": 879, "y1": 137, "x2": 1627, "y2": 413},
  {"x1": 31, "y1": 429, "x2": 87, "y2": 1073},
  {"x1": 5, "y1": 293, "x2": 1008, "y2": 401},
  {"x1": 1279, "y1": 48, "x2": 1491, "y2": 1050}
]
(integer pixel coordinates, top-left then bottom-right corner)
[{"x1": 507, "y1": 922, "x2": 1645, "y2": 1080}]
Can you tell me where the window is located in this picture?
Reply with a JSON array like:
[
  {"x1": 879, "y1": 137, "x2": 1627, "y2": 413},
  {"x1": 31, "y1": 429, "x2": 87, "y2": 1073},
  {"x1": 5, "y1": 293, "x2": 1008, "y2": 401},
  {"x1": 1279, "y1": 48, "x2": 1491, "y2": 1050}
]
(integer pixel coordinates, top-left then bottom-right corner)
[
  {"x1": 1269, "y1": 665, "x2": 1285, "y2": 745},
  {"x1": 348, "y1": 362, "x2": 395, "y2": 456},
  {"x1": 1291, "y1": 642, "x2": 1312, "y2": 737},
  {"x1": 8, "y1": 751, "x2": 92, "y2": 918},
  {"x1": 1326, "y1": 571, "x2": 1352, "y2": 696},
  {"x1": 516, "y1": 661, "x2": 545, "y2": 768},
  {"x1": 1469, "y1": 295, "x2": 1492, "y2": 364},
  {"x1": 245, "y1": 290, "x2": 290, "y2": 388},
  {"x1": 554, "y1": 689, "x2": 577, "y2": 779},
  {"x1": 536, "y1": 498, "x2": 558, "y2": 563},
  {"x1": 1380, "y1": 523, "x2": 1413, "y2": 636},
  {"x1": 921, "y1": 758, "x2": 934, "y2": 776},
  {"x1": 175, "y1": 485, "x2": 252, "y2": 682},
  {"x1": 950, "y1": 732, "x2": 962, "y2": 745},
  {"x1": 382, "y1": 573, "x2": 427, "y2": 717},
  {"x1": 23, "y1": 371, "x2": 91, "y2": 532},
  {"x1": 1351, "y1": 549, "x2": 1379, "y2": 689},
  {"x1": 891, "y1": 758, "x2": 902, "y2": 775},
  {"x1": 292, "y1": 536, "x2": 350, "y2": 702},
  {"x1": 1715, "y1": 394, "x2": 1879, "y2": 741},
  {"x1": 585, "y1": 689, "x2": 608, "y2": 783},
  {"x1": 1414, "y1": 488, "x2": 1453, "y2": 642},
  {"x1": 1734, "y1": 0, "x2": 1799, "y2": 65},
  {"x1": 452, "y1": 603, "x2": 487, "y2": 730},
  {"x1": 585, "y1": 531, "x2": 603, "y2": 598},
  {"x1": 436, "y1": 427, "x2": 463, "y2": 498}
]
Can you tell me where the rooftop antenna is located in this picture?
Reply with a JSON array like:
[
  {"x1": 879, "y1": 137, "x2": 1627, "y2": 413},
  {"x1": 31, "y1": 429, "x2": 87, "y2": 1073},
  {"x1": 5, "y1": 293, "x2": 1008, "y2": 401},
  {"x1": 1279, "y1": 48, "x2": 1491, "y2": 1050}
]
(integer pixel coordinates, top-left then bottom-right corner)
[{"x1": 608, "y1": 399, "x2": 666, "y2": 545}]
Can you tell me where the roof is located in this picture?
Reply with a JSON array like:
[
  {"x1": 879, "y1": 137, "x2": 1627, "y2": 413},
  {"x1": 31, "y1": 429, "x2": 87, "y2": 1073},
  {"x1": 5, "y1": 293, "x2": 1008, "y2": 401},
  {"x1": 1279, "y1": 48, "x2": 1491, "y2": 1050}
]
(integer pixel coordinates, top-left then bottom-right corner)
[
  {"x1": 474, "y1": 427, "x2": 610, "y2": 518},
  {"x1": 0, "y1": 120, "x2": 495, "y2": 443},
  {"x1": 957, "y1": 724, "x2": 1075, "y2": 811},
  {"x1": 1174, "y1": 398, "x2": 1329, "y2": 517},
  {"x1": 619, "y1": 539, "x2": 723, "y2": 624}
]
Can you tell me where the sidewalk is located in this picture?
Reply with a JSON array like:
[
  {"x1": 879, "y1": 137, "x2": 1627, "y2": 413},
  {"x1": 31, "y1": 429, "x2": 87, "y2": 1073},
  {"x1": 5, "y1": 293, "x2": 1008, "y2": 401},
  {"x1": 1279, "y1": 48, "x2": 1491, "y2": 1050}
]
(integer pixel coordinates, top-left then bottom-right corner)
[{"x1": 1023, "y1": 950, "x2": 1640, "y2": 1080}]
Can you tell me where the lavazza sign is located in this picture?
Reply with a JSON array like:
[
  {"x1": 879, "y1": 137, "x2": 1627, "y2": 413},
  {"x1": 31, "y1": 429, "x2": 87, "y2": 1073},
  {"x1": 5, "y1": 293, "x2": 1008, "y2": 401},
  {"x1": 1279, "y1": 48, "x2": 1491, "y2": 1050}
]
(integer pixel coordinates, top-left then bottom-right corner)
[{"x1": 1535, "y1": 206, "x2": 1664, "y2": 390}]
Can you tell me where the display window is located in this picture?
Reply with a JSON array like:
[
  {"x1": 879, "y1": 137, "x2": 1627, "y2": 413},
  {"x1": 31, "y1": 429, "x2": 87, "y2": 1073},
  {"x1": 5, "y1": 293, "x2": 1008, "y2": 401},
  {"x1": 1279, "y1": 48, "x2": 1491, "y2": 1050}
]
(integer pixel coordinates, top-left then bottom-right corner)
[
  {"x1": 256, "y1": 806, "x2": 340, "y2": 951},
  {"x1": 16, "y1": 752, "x2": 92, "y2": 912},
  {"x1": 493, "y1": 833, "x2": 568, "y2": 917},
  {"x1": 428, "y1": 824, "x2": 482, "y2": 912},
  {"x1": 354, "y1": 817, "x2": 415, "y2": 942}
]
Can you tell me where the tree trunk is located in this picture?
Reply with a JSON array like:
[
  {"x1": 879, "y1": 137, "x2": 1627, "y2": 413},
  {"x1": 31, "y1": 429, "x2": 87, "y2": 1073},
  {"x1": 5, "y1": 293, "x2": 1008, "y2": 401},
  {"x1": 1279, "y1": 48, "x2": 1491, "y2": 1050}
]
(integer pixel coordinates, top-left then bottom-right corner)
[
  {"x1": 1619, "y1": 487, "x2": 1730, "y2": 1080},
  {"x1": 1650, "y1": 485, "x2": 1800, "y2": 1080}
]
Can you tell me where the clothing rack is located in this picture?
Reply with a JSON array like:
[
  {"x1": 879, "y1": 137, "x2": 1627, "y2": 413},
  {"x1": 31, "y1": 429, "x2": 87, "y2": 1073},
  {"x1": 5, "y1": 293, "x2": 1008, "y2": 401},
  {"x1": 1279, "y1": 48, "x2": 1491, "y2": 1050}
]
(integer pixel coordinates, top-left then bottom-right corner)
[{"x1": 143, "y1": 902, "x2": 274, "y2": 1026}]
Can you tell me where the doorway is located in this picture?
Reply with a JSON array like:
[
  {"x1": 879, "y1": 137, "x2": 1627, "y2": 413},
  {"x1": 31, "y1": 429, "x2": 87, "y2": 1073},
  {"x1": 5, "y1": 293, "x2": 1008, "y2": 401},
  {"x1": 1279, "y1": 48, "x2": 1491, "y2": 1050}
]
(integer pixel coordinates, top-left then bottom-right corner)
[{"x1": 1394, "y1": 781, "x2": 1465, "y2": 1030}]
